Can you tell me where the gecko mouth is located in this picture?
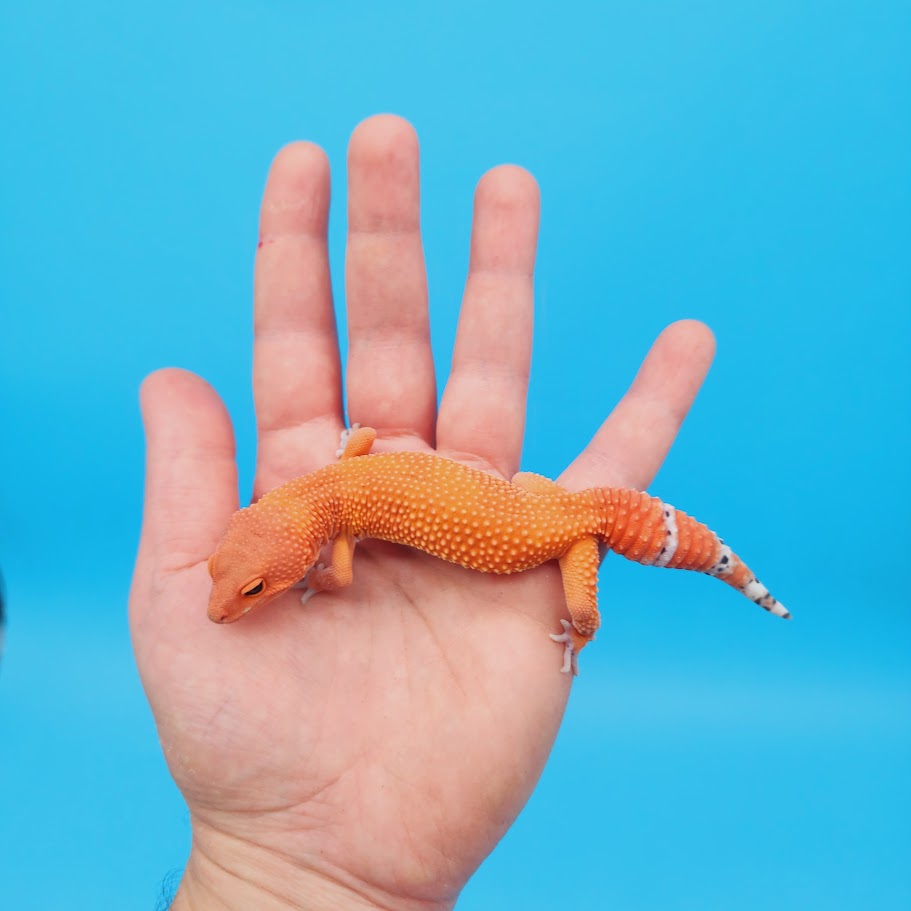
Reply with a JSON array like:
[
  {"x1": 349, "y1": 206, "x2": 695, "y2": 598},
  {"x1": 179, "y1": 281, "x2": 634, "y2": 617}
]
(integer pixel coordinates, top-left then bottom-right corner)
[{"x1": 208, "y1": 603, "x2": 255, "y2": 624}]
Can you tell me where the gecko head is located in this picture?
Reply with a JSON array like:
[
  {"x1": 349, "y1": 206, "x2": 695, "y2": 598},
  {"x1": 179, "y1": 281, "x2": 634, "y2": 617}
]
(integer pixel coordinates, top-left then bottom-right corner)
[{"x1": 206, "y1": 501, "x2": 319, "y2": 624}]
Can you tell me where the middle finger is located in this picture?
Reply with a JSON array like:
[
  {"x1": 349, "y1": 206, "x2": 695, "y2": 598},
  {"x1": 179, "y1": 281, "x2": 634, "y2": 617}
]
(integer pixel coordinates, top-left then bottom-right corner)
[{"x1": 344, "y1": 115, "x2": 436, "y2": 446}]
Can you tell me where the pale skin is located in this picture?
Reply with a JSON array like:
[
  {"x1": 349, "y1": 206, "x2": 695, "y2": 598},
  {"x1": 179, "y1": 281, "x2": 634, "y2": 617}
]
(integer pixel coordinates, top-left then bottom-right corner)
[{"x1": 130, "y1": 114, "x2": 716, "y2": 910}]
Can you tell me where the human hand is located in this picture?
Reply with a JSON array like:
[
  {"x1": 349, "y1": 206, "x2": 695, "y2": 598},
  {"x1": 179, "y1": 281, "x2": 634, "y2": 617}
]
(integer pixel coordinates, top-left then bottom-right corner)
[{"x1": 130, "y1": 115, "x2": 715, "y2": 910}]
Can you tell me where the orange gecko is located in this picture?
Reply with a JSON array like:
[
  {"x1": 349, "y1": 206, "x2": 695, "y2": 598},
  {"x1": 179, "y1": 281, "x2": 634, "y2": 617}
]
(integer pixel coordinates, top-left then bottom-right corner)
[{"x1": 207, "y1": 426, "x2": 789, "y2": 674}]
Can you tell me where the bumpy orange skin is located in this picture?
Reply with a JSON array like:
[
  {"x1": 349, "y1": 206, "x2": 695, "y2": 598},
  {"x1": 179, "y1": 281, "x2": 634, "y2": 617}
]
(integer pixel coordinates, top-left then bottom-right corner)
[{"x1": 207, "y1": 430, "x2": 788, "y2": 670}]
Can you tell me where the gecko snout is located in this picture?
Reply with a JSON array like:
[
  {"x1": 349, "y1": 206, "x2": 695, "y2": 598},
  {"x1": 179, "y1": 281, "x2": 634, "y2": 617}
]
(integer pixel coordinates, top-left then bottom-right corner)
[
  {"x1": 207, "y1": 604, "x2": 249, "y2": 624},
  {"x1": 206, "y1": 600, "x2": 231, "y2": 623}
]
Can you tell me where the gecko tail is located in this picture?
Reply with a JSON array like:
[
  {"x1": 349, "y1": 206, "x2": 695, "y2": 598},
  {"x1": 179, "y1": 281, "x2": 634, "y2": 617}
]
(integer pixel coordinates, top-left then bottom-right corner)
[
  {"x1": 709, "y1": 547, "x2": 791, "y2": 619},
  {"x1": 591, "y1": 488, "x2": 791, "y2": 620}
]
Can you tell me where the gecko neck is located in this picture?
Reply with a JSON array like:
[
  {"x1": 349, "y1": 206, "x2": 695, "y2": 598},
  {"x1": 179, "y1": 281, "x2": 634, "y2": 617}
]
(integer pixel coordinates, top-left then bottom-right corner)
[{"x1": 273, "y1": 464, "x2": 344, "y2": 550}]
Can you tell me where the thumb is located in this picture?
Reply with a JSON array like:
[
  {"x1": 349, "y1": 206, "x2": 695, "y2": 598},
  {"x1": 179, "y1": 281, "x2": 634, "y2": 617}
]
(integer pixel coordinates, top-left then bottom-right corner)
[{"x1": 136, "y1": 368, "x2": 239, "y2": 575}]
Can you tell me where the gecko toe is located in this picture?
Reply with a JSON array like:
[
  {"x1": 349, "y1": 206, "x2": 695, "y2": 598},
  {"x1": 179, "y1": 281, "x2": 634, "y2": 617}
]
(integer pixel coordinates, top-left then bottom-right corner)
[{"x1": 550, "y1": 619, "x2": 578, "y2": 674}]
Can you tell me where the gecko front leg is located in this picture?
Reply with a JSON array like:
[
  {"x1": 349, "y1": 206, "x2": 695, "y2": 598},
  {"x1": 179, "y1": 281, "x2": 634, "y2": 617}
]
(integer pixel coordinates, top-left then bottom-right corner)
[
  {"x1": 301, "y1": 532, "x2": 358, "y2": 605},
  {"x1": 299, "y1": 425, "x2": 376, "y2": 605},
  {"x1": 337, "y1": 424, "x2": 377, "y2": 459}
]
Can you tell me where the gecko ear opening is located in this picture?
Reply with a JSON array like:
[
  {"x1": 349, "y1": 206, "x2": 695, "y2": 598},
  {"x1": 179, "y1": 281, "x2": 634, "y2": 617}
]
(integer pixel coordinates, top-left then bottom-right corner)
[{"x1": 241, "y1": 578, "x2": 266, "y2": 597}]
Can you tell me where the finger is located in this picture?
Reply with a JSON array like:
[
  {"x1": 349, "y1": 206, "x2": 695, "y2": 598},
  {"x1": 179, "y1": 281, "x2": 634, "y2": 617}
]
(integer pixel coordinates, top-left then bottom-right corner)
[
  {"x1": 136, "y1": 369, "x2": 238, "y2": 577},
  {"x1": 560, "y1": 320, "x2": 716, "y2": 491},
  {"x1": 437, "y1": 166, "x2": 539, "y2": 477},
  {"x1": 345, "y1": 115, "x2": 436, "y2": 446},
  {"x1": 253, "y1": 142, "x2": 343, "y2": 496}
]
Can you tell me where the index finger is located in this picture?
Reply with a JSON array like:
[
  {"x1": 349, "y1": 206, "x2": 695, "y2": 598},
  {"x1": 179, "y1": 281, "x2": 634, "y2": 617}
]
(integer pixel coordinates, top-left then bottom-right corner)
[{"x1": 252, "y1": 142, "x2": 344, "y2": 497}]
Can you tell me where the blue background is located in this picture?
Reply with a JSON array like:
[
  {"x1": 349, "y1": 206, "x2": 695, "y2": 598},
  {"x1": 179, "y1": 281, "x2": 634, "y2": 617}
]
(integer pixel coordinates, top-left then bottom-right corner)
[{"x1": 1, "y1": 1, "x2": 909, "y2": 908}]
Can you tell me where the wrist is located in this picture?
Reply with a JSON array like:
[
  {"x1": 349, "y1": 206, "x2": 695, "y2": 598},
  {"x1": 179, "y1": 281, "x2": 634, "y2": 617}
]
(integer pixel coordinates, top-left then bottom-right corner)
[{"x1": 169, "y1": 820, "x2": 456, "y2": 911}]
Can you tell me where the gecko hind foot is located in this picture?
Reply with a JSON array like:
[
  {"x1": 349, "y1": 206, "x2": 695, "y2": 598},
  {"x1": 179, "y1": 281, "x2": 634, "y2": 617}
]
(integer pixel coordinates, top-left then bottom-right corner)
[{"x1": 549, "y1": 619, "x2": 580, "y2": 676}]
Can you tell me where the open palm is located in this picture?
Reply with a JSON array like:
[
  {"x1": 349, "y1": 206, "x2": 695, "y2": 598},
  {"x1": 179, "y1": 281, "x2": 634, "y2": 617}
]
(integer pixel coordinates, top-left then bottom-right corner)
[{"x1": 130, "y1": 115, "x2": 715, "y2": 911}]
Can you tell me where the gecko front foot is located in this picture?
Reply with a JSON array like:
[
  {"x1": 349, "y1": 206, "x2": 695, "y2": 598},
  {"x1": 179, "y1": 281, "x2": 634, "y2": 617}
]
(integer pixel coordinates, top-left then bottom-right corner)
[
  {"x1": 336, "y1": 423, "x2": 362, "y2": 458},
  {"x1": 549, "y1": 619, "x2": 580, "y2": 676},
  {"x1": 299, "y1": 563, "x2": 327, "y2": 606}
]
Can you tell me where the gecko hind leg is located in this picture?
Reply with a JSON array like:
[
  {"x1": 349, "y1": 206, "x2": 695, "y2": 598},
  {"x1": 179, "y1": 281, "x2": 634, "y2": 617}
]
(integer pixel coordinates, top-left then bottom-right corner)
[
  {"x1": 512, "y1": 473, "x2": 599, "y2": 674},
  {"x1": 550, "y1": 535, "x2": 601, "y2": 675}
]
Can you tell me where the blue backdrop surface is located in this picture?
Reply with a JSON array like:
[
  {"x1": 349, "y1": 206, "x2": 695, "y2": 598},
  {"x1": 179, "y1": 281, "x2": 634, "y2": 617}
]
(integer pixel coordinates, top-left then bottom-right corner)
[{"x1": 1, "y1": 1, "x2": 909, "y2": 908}]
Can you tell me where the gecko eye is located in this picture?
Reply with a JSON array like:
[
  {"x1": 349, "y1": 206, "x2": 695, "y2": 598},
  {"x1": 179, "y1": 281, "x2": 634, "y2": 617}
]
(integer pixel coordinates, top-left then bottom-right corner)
[{"x1": 241, "y1": 578, "x2": 266, "y2": 597}]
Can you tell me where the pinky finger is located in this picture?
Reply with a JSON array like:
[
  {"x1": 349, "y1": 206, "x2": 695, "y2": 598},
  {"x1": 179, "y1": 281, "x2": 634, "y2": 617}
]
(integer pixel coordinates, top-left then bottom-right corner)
[{"x1": 559, "y1": 320, "x2": 716, "y2": 492}]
